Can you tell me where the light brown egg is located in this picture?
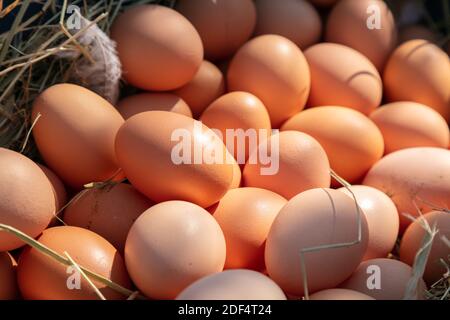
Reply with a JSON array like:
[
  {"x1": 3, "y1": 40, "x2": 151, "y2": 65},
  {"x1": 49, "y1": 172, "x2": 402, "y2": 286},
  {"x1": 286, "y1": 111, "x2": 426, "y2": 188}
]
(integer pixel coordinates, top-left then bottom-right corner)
[
  {"x1": 281, "y1": 107, "x2": 384, "y2": 184},
  {"x1": 308, "y1": 0, "x2": 338, "y2": 7},
  {"x1": 398, "y1": 25, "x2": 440, "y2": 44},
  {"x1": 173, "y1": 60, "x2": 225, "y2": 117},
  {"x1": 125, "y1": 201, "x2": 226, "y2": 299},
  {"x1": 176, "y1": 0, "x2": 256, "y2": 60},
  {"x1": 17, "y1": 226, "x2": 131, "y2": 300},
  {"x1": 230, "y1": 162, "x2": 242, "y2": 189},
  {"x1": 384, "y1": 40, "x2": 450, "y2": 121},
  {"x1": 32, "y1": 83, "x2": 124, "y2": 189},
  {"x1": 211, "y1": 187, "x2": 287, "y2": 270},
  {"x1": 304, "y1": 43, "x2": 382, "y2": 115},
  {"x1": 228, "y1": 35, "x2": 311, "y2": 127},
  {"x1": 243, "y1": 131, "x2": 331, "y2": 199},
  {"x1": 363, "y1": 148, "x2": 450, "y2": 232},
  {"x1": 265, "y1": 188, "x2": 369, "y2": 296},
  {"x1": 254, "y1": 0, "x2": 322, "y2": 49},
  {"x1": 0, "y1": 148, "x2": 55, "y2": 251},
  {"x1": 111, "y1": 5, "x2": 203, "y2": 91},
  {"x1": 326, "y1": 0, "x2": 397, "y2": 71},
  {"x1": 370, "y1": 102, "x2": 450, "y2": 154},
  {"x1": 339, "y1": 185, "x2": 399, "y2": 260},
  {"x1": 37, "y1": 164, "x2": 67, "y2": 214},
  {"x1": 176, "y1": 269, "x2": 286, "y2": 300},
  {"x1": 340, "y1": 258, "x2": 426, "y2": 300},
  {"x1": 117, "y1": 93, "x2": 192, "y2": 119},
  {"x1": 400, "y1": 211, "x2": 450, "y2": 285},
  {"x1": 309, "y1": 288, "x2": 375, "y2": 300},
  {"x1": 0, "y1": 252, "x2": 19, "y2": 300}
]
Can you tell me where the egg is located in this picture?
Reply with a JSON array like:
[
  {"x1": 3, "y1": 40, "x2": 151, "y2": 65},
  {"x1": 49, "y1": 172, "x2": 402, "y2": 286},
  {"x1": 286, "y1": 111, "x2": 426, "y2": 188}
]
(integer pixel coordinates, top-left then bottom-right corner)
[
  {"x1": 340, "y1": 258, "x2": 426, "y2": 300},
  {"x1": 117, "y1": 93, "x2": 192, "y2": 119},
  {"x1": 400, "y1": 211, "x2": 450, "y2": 285},
  {"x1": 230, "y1": 162, "x2": 242, "y2": 189},
  {"x1": 176, "y1": 0, "x2": 256, "y2": 60},
  {"x1": 398, "y1": 25, "x2": 439, "y2": 44},
  {"x1": 281, "y1": 106, "x2": 384, "y2": 184},
  {"x1": 115, "y1": 111, "x2": 234, "y2": 208},
  {"x1": 0, "y1": 148, "x2": 55, "y2": 251},
  {"x1": 243, "y1": 131, "x2": 331, "y2": 199},
  {"x1": 363, "y1": 148, "x2": 450, "y2": 232},
  {"x1": 370, "y1": 102, "x2": 450, "y2": 154},
  {"x1": 17, "y1": 226, "x2": 131, "y2": 300},
  {"x1": 308, "y1": 0, "x2": 338, "y2": 7},
  {"x1": 254, "y1": 0, "x2": 322, "y2": 49},
  {"x1": 111, "y1": 5, "x2": 203, "y2": 91},
  {"x1": 63, "y1": 183, "x2": 153, "y2": 253},
  {"x1": 176, "y1": 269, "x2": 286, "y2": 300},
  {"x1": 37, "y1": 164, "x2": 67, "y2": 214},
  {"x1": 309, "y1": 289, "x2": 375, "y2": 300},
  {"x1": 173, "y1": 60, "x2": 225, "y2": 117},
  {"x1": 265, "y1": 188, "x2": 369, "y2": 296},
  {"x1": 228, "y1": 35, "x2": 311, "y2": 127},
  {"x1": 326, "y1": 0, "x2": 397, "y2": 71},
  {"x1": 384, "y1": 40, "x2": 450, "y2": 122},
  {"x1": 0, "y1": 252, "x2": 19, "y2": 300},
  {"x1": 125, "y1": 201, "x2": 226, "y2": 299},
  {"x1": 32, "y1": 83, "x2": 124, "y2": 189},
  {"x1": 211, "y1": 187, "x2": 287, "y2": 270},
  {"x1": 304, "y1": 43, "x2": 382, "y2": 115},
  {"x1": 338, "y1": 185, "x2": 399, "y2": 260}
]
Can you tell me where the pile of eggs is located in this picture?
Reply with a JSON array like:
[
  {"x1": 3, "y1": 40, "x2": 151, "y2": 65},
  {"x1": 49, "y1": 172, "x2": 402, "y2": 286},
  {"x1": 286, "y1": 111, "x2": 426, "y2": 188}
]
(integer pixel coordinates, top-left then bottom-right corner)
[{"x1": 1, "y1": 0, "x2": 449, "y2": 300}]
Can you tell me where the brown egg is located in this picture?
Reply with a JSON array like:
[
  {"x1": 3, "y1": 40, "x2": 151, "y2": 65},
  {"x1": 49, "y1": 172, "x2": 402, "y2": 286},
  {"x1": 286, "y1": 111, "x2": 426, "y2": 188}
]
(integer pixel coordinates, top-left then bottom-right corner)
[
  {"x1": 339, "y1": 185, "x2": 399, "y2": 260},
  {"x1": 37, "y1": 164, "x2": 67, "y2": 213},
  {"x1": 398, "y1": 25, "x2": 440, "y2": 44},
  {"x1": 0, "y1": 252, "x2": 19, "y2": 300},
  {"x1": 176, "y1": 0, "x2": 256, "y2": 60},
  {"x1": 0, "y1": 148, "x2": 55, "y2": 251},
  {"x1": 340, "y1": 258, "x2": 426, "y2": 300},
  {"x1": 309, "y1": 288, "x2": 375, "y2": 300},
  {"x1": 304, "y1": 43, "x2": 382, "y2": 115},
  {"x1": 363, "y1": 148, "x2": 450, "y2": 232},
  {"x1": 176, "y1": 269, "x2": 286, "y2": 300},
  {"x1": 243, "y1": 131, "x2": 331, "y2": 199},
  {"x1": 308, "y1": 0, "x2": 338, "y2": 7},
  {"x1": 228, "y1": 35, "x2": 311, "y2": 127},
  {"x1": 200, "y1": 92, "x2": 271, "y2": 163},
  {"x1": 111, "y1": 5, "x2": 203, "y2": 91},
  {"x1": 254, "y1": 0, "x2": 322, "y2": 49},
  {"x1": 370, "y1": 102, "x2": 450, "y2": 154},
  {"x1": 17, "y1": 226, "x2": 131, "y2": 300},
  {"x1": 125, "y1": 201, "x2": 226, "y2": 299},
  {"x1": 173, "y1": 60, "x2": 225, "y2": 117},
  {"x1": 32, "y1": 83, "x2": 124, "y2": 189},
  {"x1": 265, "y1": 188, "x2": 369, "y2": 296},
  {"x1": 212, "y1": 188, "x2": 287, "y2": 270},
  {"x1": 115, "y1": 111, "x2": 234, "y2": 208},
  {"x1": 282, "y1": 107, "x2": 384, "y2": 184},
  {"x1": 400, "y1": 211, "x2": 450, "y2": 285},
  {"x1": 230, "y1": 162, "x2": 242, "y2": 189},
  {"x1": 63, "y1": 183, "x2": 153, "y2": 253},
  {"x1": 326, "y1": 0, "x2": 397, "y2": 71},
  {"x1": 117, "y1": 93, "x2": 192, "y2": 119},
  {"x1": 384, "y1": 40, "x2": 450, "y2": 121}
]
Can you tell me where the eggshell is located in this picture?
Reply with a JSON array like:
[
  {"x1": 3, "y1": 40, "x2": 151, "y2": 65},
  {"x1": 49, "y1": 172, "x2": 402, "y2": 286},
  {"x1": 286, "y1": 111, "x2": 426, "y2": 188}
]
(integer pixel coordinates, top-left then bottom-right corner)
[
  {"x1": 309, "y1": 289, "x2": 375, "y2": 300},
  {"x1": 339, "y1": 185, "x2": 399, "y2": 260},
  {"x1": 117, "y1": 93, "x2": 192, "y2": 119},
  {"x1": 398, "y1": 25, "x2": 439, "y2": 44},
  {"x1": 176, "y1": 269, "x2": 286, "y2": 300},
  {"x1": 304, "y1": 43, "x2": 382, "y2": 115},
  {"x1": 265, "y1": 188, "x2": 369, "y2": 296},
  {"x1": 115, "y1": 111, "x2": 234, "y2": 208},
  {"x1": 383, "y1": 40, "x2": 450, "y2": 121},
  {"x1": 228, "y1": 35, "x2": 311, "y2": 127},
  {"x1": 111, "y1": 5, "x2": 203, "y2": 91},
  {"x1": 340, "y1": 258, "x2": 426, "y2": 300},
  {"x1": 400, "y1": 211, "x2": 450, "y2": 284},
  {"x1": 0, "y1": 148, "x2": 55, "y2": 251},
  {"x1": 281, "y1": 106, "x2": 384, "y2": 184},
  {"x1": 230, "y1": 161, "x2": 242, "y2": 189},
  {"x1": 173, "y1": 60, "x2": 225, "y2": 117},
  {"x1": 37, "y1": 164, "x2": 67, "y2": 213},
  {"x1": 370, "y1": 102, "x2": 450, "y2": 154},
  {"x1": 63, "y1": 183, "x2": 153, "y2": 253},
  {"x1": 243, "y1": 131, "x2": 331, "y2": 199},
  {"x1": 17, "y1": 226, "x2": 131, "y2": 300},
  {"x1": 125, "y1": 201, "x2": 226, "y2": 299},
  {"x1": 254, "y1": 0, "x2": 322, "y2": 49},
  {"x1": 326, "y1": 0, "x2": 397, "y2": 71},
  {"x1": 363, "y1": 148, "x2": 450, "y2": 232},
  {"x1": 0, "y1": 252, "x2": 19, "y2": 300},
  {"x1": 32, "y1": 83, "x2": 124, "y2": 189},
  {"x1": 211, "y1": 188, "x2": 287, "y2": 270},
  {"x1": 176, "y1": 0, "x2": 256, "y2": 60}
]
